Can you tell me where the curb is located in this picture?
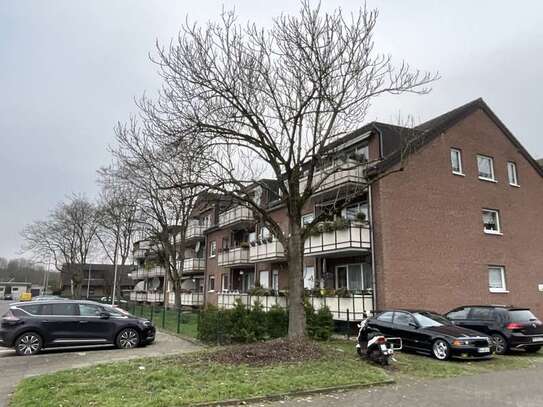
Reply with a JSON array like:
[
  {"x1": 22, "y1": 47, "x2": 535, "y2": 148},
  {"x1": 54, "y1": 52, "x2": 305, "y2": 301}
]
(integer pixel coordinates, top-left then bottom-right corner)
[{"x1": 191, "y1": 378, "x2": 395, "y2": 406}]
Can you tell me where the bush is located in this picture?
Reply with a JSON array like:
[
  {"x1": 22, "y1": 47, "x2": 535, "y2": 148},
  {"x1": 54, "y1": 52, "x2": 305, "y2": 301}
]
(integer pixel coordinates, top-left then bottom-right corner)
[
  {"x1": 305, "y1": 301, "x2": 333, "y2": 341},
  {"x1": 230, "y1": 300, "x2": 255, "y2": 343},
  {"x1": 249, "y1": 302, "x2": 269, "y2": 341},
  {"x1": 266, "y1": 305, "x2": 289, "y2": 339},
  {"x1": 197, "y1": 305, "x2": 232, "y2": 344}
]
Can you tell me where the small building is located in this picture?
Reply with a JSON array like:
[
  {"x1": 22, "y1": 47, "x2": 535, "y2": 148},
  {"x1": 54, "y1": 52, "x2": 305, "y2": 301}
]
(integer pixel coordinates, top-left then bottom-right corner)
[
  {"x1": 60, "y1": 264, "x2": 135, "y2": 300},
  {"x1": 0, "y1": 282, "x2": 32, "y2": 301}
]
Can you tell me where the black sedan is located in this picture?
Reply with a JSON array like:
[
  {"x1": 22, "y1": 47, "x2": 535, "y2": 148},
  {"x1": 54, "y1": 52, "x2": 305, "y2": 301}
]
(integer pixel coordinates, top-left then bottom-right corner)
[
  {"x1": 0, "y1": 300, "x2": 155, "y2": 356},
  {"x1": 367, "y1": 309, "x2": 494, "y2": 360}
]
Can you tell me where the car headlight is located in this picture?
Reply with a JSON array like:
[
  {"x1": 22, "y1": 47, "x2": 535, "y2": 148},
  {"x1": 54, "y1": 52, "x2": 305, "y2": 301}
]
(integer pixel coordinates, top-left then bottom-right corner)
[
  {"x1": 141, "y1": 320, "x2": 153, "y2": 327},
  {"x1": 452, "y1": 339, "x2": 470, "y2": 346}
]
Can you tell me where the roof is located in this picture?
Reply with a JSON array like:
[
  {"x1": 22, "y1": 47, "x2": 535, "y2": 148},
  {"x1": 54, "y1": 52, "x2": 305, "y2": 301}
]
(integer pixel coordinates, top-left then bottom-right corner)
[
  {"x1": 374, "y1": 98, "x2": 543, "y2": 178},
  {"x1": 537, "y1": 159, "x2": 543, "y2": 168},
  {"x1": 0, "y1": 281, "x2": 32, "y2": 286}
]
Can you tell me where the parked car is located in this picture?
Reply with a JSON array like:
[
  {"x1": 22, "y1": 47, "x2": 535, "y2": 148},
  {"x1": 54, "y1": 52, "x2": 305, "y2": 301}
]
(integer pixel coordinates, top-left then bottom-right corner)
[
  {"x1": 3, "y1": 294, "x2": 13, "y2": 301},
  {"x1": 0, "y1": 300, "x2": 155, "y2": 356},
  {"x1": 367, "y1": 309, "x2": 494, "y2": 360},
  {"x1": 445, "y1": 305, "x2": 543, "y2": 354},
  {"x1": 99, "y1": 297, "x2": 128, "y2": 305}
]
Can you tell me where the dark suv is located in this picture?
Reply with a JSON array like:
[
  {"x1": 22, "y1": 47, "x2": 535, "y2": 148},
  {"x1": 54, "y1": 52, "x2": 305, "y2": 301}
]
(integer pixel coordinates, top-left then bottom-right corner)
[
  {"x1": 445, "y1": 305, "x2": 543, "y2": 354},
  {"x1": 0, "y1": 300, "x2": 155, "y2": 356}
]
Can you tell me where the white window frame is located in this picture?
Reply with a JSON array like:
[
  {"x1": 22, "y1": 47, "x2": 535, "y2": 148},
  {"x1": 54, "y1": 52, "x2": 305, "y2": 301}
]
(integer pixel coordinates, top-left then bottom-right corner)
[
  {"x1": 488, "y1": 266, "x2": 508, "y2": 293},
  {"x1": 507, "y1": 161, "x2": 519, "y2": 187},
  {"x1": 209, "y1": 241, "x2": 217, "y2": 258},
  {"x1": 482, "y1": 209, "x2": 502, "y2": 235},
  {"x1": 221, "y1": 273, "x2": 229, "y2": 292},
  {"x1": 272, "y1": 270, "x2": 279, "y2": 291},
  {"x1": 477, "y1": 154, "x2": 496, "y2": 182},
  {"x1": 208, "y1": 275, "x2": 215, "y2": 292},
  {"x1": 301, "y1": 213, "x2": 314, "y2": 227},
  {"x1": 259, "y1": 270, "x2": 270, "y2": 289},
  {"x1": 335, "y1": 263, "x2": 366, "y2": 291},
  {"x1": 450, "y1": 148, "x2": 464, "y2": 176}
]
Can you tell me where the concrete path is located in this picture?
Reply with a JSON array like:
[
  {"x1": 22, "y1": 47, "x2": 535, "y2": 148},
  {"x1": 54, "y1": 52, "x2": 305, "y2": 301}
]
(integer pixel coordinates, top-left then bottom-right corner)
[
  {"x1": 256, "y1": 363, "x2": 543, "y2": 407},
  {"x1": 0, "y1": 301, "x2": 200, "y2": 406}
]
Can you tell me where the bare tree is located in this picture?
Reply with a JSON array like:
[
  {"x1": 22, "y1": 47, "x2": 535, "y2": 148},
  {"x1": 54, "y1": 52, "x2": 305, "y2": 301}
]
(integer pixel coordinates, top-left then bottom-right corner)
[
  {"x1": 108, "y1": 114, "x2": 206, "y2": 308},
  {"x1": 95, "y1": 172, "x2": 140, "y2": 302},
  {"x1": 21, "y1": 195, "x2": 99, "y2": 298},
  {"x1": 149, "y1": 2, "x2": 438, "y2": 336}
]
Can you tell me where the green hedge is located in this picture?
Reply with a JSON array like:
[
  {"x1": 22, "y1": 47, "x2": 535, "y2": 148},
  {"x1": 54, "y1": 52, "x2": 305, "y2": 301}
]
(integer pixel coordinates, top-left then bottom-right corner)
[{"x1": 197, "y1": 300, "x2": 333, "y2": 344}]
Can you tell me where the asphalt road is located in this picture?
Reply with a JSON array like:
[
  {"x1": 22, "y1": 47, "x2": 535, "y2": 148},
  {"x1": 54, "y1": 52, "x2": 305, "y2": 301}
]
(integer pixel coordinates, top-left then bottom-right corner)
[
  {"x1": 256, "y1": 363, "x2": 543, "y2": 407},
  {"x1": 0, "y1": 300, "x2": 201, "y2": 407}
]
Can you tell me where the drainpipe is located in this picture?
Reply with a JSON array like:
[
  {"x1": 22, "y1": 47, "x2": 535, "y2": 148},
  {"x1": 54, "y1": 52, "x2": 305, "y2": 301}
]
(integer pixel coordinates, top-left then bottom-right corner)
[{"x1": 368, "y1": 184, "x2": 377, "y2": 315}]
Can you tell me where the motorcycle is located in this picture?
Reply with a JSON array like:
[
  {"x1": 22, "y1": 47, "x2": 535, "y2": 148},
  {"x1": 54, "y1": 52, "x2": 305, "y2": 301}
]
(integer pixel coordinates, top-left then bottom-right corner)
[{"x1": 356, "y1": 318, "x2": 402, "y2": 366}]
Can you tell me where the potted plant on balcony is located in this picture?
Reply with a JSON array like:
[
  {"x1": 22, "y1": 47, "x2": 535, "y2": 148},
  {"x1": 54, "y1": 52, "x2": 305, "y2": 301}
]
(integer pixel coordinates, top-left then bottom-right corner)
[
  {"x1": 240, "y1": 241, "x2": 250, "y2": 249},
  {"x1": 333, "y1": 218, "x2": 349, "y2": 231},
  {"x1": 335, "y1": 287, "x2": 352, "y2": 298},
  {"x1": 352, "y1": 211, "x2": 368, "y2": 226}
]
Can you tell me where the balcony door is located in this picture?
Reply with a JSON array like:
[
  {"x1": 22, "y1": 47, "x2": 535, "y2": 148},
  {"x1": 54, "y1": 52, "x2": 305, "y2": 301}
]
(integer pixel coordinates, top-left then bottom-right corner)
[
  {"x1": 303, "y1": 266, "x2": 315, "y2": 289},
  {"x1": 241, "y1": 271, "x2": 255, "y2": 293},
  {"x1": 336, "y1": 264, "x2": 368, "y2": 291}
]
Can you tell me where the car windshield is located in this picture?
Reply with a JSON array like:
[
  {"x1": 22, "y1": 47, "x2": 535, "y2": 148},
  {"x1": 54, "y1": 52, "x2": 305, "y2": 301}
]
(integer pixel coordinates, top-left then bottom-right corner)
[
  {"x1": 509, "y1": 310, "x2": 538, "y2": 322},
  {"x1": 412, "y1": 312, "x2": 451, "y2": 328},
  {"x1": 102, "y1": 305, "x2": 130, "y2": 317}
]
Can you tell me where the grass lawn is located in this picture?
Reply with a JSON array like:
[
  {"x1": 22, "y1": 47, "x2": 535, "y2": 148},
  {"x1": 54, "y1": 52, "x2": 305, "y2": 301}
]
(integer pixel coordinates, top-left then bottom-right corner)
[{"x1": 10, "y1": 340, "x2": 543, "y2": 407}]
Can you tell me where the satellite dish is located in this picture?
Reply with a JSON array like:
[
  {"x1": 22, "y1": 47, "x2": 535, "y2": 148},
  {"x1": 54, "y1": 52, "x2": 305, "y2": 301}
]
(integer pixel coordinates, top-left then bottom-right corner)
[
  {"x1": 134, "y1": 281, "x2": 145, "y2": 291},
  {"x1": 149, "y1": 277, "x2": 160, "y2": 290}
]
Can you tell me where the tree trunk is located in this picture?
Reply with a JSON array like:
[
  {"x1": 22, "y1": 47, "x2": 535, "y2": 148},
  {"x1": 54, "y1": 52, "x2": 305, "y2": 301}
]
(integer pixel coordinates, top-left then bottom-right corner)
[{"x1": 287, "y1": 216, "x2": 306, "y2": 337}]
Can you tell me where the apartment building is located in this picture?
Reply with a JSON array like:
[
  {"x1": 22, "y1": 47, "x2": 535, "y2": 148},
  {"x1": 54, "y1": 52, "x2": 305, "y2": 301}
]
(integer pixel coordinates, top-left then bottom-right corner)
[{"x1": 131, "y1": 98, "x2": 543, "y2": 319}]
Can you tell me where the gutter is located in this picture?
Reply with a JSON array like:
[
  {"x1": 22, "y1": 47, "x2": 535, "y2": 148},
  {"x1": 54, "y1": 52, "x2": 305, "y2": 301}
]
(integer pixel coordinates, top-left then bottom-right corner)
[{"x1": 368, "y1": 183, "x2": 377, "y2": 316}]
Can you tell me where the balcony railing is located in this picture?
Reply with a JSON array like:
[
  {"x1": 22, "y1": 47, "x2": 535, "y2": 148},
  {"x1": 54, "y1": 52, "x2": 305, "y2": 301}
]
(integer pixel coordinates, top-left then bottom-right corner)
[
  {"x1": 147, "y1": 267, "x2": 166, "y2": 277},
  {"x1": 130, "y1": 291, "x2": 164, "y2": 303},
  {"x1": 217, "y1": 292, "x2": 374, "y2": 321},
  {"x1": 304, "y1": 223, "x2": 371, "y2": 255},
  {"x1": 185, "y1": 223, "x2": 206, "y2": 240},
  {"x1": 217, "y1": 247, "x2": 251, "y2": 267},
  {"x1": 218, "y1": 206, "x2": 253, "y2": 228},
  {"x1": 249, "y1": 240, "x2": 285, "y2": 262},
  {"x1": 168, "y1": 292, "x2": 204, "y2": 307},
  {"x1": 182, "y1": 258, "x2": 205, "y2": 273},
  {"x1": 299, "y1": 159, "x2": 366, "y2": 193},
  {"x1": 146, "y1": 292, "x2": 164, "y2": 303}
]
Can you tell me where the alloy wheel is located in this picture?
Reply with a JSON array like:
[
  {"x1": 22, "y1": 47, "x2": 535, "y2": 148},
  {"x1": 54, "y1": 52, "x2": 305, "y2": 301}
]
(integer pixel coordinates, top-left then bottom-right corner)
[
  {"x1": 432, "y1": 339, "x2": 449, "y2": 360},
  {"x1": 17, "y1": 334, "x2": 41, "y2": 355},
  {"x1": 119, "y1": 329, "x2": 139, "y2": 349},
  {"x1": 492, "y1": 334, "x2": 507, "y2": 354}
]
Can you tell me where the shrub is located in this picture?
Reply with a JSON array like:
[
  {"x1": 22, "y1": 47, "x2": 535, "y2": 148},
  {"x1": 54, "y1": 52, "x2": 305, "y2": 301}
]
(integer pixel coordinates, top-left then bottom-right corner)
[
  {"x1": 249, "y1": 301, "x2": 269, "y2": 341},
  {"x1": 266, "y1": 305, "x2": 288, "y2": 339},
  {"x1": 230, "y1": 300, "x2": 254, "y2": 343},
  {"x1": 311, "y1": 306, "x2": 334, "y2": 341},
  {"x1": 304, "y1": 300, "x2": 316, "y2": 338},
  {"x1": 197, "y1": 305, "x2": 232, "y2": 344}
]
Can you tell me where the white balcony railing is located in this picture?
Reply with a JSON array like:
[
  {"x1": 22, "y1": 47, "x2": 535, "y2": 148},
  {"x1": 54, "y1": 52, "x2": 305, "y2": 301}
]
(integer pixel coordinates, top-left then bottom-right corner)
[
  {"x1": 218, "y1": 206, "x2": 253, "y2": 228},
  {"x1": 182, "y1": 258, "x2": 205, "y2": 273},
  {"x1": 185, "y1": 223, "x2": 206, "y2": 240},
  {"x1": 299, "y1": 159, "x2": 366, "y2": 193},
  {"x1": 147, "y1": 267, "x2": 166, "y2": 277},
  {"x1": 249, "y1": 240, "x2": 285, "y2": 262},
  {"x1": 146, "y1": 292, "x2": 164, "y2": 303},
  {"x1": 168, "y1": 291, "x2": 204, "y2": 307},
  {"x1": 217, "y1": 247, "x2": 251, "y2": 267},
  {"x1": 304, "y1": 223, "x2": 371, "y2": 255},
  {"x1": 217, "y1": 293, "x2": 373, "y2": 321}
]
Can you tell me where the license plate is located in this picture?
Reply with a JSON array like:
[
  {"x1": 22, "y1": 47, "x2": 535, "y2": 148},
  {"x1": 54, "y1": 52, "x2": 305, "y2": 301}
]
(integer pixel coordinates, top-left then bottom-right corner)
[
  {"x1": 478, "y1": 347, "x2": 490, "y2": 353},
  {"x1": 532, "y1": 337, "x2": 543, "y2": 343}
]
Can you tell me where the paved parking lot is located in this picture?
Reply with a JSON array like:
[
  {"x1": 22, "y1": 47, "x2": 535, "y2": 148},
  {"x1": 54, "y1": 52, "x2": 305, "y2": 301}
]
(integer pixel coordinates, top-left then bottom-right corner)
[{"x1": 0, "y1": 300, "x2": 201, "y2": 406}]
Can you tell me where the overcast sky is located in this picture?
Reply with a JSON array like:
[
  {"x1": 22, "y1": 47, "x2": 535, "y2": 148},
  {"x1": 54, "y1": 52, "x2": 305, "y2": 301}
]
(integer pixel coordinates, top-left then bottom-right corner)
[{"x1": 1, "y1": 0, "x2": 542, "y2": 259}]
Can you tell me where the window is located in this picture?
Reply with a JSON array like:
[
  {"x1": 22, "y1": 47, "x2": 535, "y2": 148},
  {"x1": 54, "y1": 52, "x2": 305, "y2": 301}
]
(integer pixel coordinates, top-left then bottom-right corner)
[
  {"x1": 342, "y1": 202, "x2": 368, "y2": 222},
  {"x1": 507, "y1": 162, "x2": 519, "y2": 186},
  {"x1": 209, "y1": 241, "x2": 217, "y2": 258},
  {"x1": 12, "y1": 287, "x2": 19, "y2": 292},
  {"x1": 488, "y1": 266, "x2": 507, "y2": 292},
  {"x1": 221, "y1": 273, "x2": 229, "y2": 291},
  {"x1": 336, "y1": 263, "x2": 371, "y2": 291},
  {"x1": 301, "y1": 213, "x2": 314, "y2": 227},
  {"x1": 482, "y1": 209, "x2": 501, "y2": 234},
  {"x1": 450, "y1": 148, "x2": 464, "y2": 175},
  {"x1": 303, "y1": 266, "x2": 315, "y2": 289},
  {"x1": 446, "y1": 308, "x2": 470, "y2": 320},
  {"x1": 259, "y1": 225, "x2": 271, "y2": 240},
  {"x1": 376, "y1": 311, "x2": 393, "y2": 322},
  {"x1": 19, "y1": 304, "x2": 41, "y2": 315},
  {"x1": 41, "y1": 303, "x2": 78, "y2": 316},
  {"x1": 272, "y1": 270, "x2": 279, "y2": 291},
  {"x1": 355, "y1": 145, "x2": 369, "y2": 162},
  {"x1": 477, "y1": 155, "x2": 495, "y2": 181},
  {"x1": 79, "y1": 304, "x2": 102, "y2": 317},
  {"x1": 393, "y1": 312, "x2": 416, "y2": 327},
  {"x1": 468, "y1": 307, "x2": 493, "y2": 320},
  {"x1": 259, "y1": 271, "x2": 270, "y2": 289},
  {"x1": 208, "y1": 275, "x2": 215, "y2": 291}
]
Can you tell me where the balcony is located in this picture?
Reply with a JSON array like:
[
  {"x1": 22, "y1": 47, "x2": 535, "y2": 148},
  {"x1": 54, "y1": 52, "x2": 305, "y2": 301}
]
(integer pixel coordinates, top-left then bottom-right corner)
[
  {"x1": 249, "y1": 239, "x2": 285, "y2": 262},
  {"x1": 217, "y1": 247, "x2": 251, "y2": 267},
  {"x1": 168, "y1": 292, "x2": 204, "y2": 307},
  {"x1": 182, "y1": 258, "x2": 205, "y2": 273},
  {"x1": 147, "y1": 267, "x2": 166, "y2": 277},
  {"x1": 304, "y1": 223, "x2": 371, "y2": 256},
  {"x1": 217, "y1": 292, "x2": 373, "y2": 321},
  {"x1": 147, "y1": 292, "x2": 164, "y2": 303},
  {"x1": 299, "y1": 159, "x2": 366, "y2": 194},
  {"x1": 185, "y1": 223, "x2": 206, "y2": 241},
  {"x1": 218, "y1": 205, "x2": 254, "y2": 228},
  {"x1": 130, "y1": 291, "x2": 148, "y2": 302}
]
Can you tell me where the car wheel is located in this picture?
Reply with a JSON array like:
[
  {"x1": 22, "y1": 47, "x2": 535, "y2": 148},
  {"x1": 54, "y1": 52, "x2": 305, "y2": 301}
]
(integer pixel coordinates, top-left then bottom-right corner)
[
  {"x1": 491, "y1": 333, "x2": 508, "y2": 355},
  {"x1": 116, "y1": 328, "x2": 140, "y2": 349},
  {"x1": 432, "y1": 339, "x2": 451, "y2": 360},
  {"x1": 15, "y1": 332, "x2": 42, "y2": 356},
  {"x1": 525, "y1": 346, "x2": 541, "y2": 353}
]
